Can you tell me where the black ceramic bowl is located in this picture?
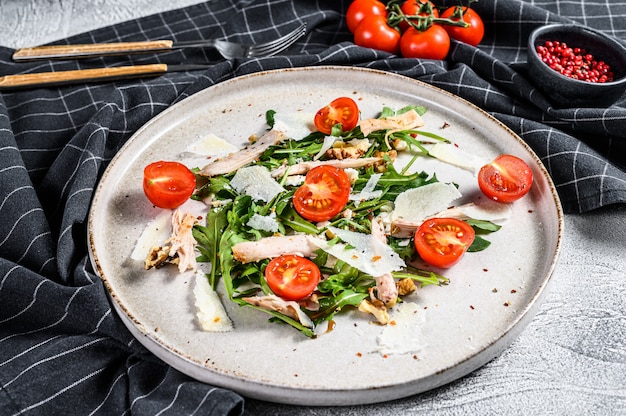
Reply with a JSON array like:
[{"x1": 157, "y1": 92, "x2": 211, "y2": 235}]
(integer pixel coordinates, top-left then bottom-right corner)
[{"x1": 527, "y1": 23, "x2": 626, "y2": 107}]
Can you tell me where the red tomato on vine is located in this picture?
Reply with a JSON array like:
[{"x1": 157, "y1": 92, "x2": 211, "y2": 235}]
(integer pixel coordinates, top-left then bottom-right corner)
[
  {"x1": 399, "y1": 0, "x2": 439, "y2": 32},
  {"x1": 400, "y1": 25, "x2": 450, "y2": 60},
  {"x1": 440, "y1": 6, "x2": 484, "y2": 46},
  {"x1": 346, "y1": 0, "x2": 387, "y2": 33},
  {"x1": 354, "y1": 15, "x2": 401, "y2": 54}
]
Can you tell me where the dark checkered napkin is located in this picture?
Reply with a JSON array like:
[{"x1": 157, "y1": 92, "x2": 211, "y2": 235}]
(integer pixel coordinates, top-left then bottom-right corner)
[{"x1": 1, "y1": 0, "x2": 625, "y2": 414}]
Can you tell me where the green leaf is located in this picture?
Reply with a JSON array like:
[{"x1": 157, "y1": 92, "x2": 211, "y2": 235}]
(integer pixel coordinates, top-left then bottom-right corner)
[
  {"x1": 317, "y1": 263, "x2": 363, "y2": 296},
  {"x1": 266, "y1": 109, "x2": 276, "y2": 128},
  {"x1": 466, "y1": 219, "x2": 502, "y2": 234},
  {"x1": 193, "y1": 206, "x2": 229, "y2": 288},
  {"x1": 311, "y1": 290, "x2": 369, "y2": 323},
  {"x1": 467, "y1": 235, "x2": 491, "y2": 252},
  {"x1": 277, "y1": 205, "x2": 320, "y2": 235}
]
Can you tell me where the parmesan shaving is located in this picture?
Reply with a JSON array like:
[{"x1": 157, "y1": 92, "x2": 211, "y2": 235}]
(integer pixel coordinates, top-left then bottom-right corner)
[
  {"x1": 434, "y1": 199, "x2": 513, "y2": 222},
  {"x1": 193, "y1": 270, "x2": 233, "y2": 332},
  {"x1": 230, "y1": 165, "x2": 284, "y2": 202},
  {"x1": 376, "y1": 302, "x2": 426, "y2": 355},
  {"x1": 246, "y1": 212, "x2": 280, "y2": 233},
  {"x1": 349, "y1": 173, "x2": 383, "y2": 206},
  {"x1": 273, "y1": 112, "x2": 315, "y2": 141},
  {"x1": 313, "y1": 136, "x2": 339, "y2": 160},
  {"x1": 429, "y1": 142, "x2": 488, "y2": 174},
  {"x1": 179, "y1": 133, "x2": 239, "y2": 170},
  {"x1": 391, "y1": 182, "x2": 462, "y2": 223},
  {"x1": 130, "y1": 210, "x2": 171, "y2": 261},
  {"x1": 312, "y1": 226, "x2": 405, "y2": 276}
]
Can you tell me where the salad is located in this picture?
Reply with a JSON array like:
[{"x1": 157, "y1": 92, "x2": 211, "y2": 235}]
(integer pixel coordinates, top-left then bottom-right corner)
[{"x1": 138, "y1": 96, "x2": 533, "y2": 338}]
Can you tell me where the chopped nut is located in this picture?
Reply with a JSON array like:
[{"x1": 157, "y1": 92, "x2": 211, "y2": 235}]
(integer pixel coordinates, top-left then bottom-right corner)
[
  {"x1": 373, "y1": 150, "x2": 397, "y2": 172},
  {"x1": 325, "y1": 139, "x2": 370, "y2": 160},
  {"x1": 358, "y1": 299, "x2": 390, "y2": 325},
  {"x1": 397, "y1": 278, "x2": 417, "y2": 296}
]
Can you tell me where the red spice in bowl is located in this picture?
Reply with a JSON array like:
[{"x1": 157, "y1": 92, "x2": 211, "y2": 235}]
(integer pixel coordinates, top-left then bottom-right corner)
[
  {"x1": 527, "y1": 24, "x2": 626, "y2": 107},
  {"x1": 536, "y1": 40, "x2": 614, "y2": 83}
]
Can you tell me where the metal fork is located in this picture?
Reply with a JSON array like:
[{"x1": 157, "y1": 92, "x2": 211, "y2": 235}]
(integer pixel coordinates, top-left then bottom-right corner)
[
  {"x1": 11, "y1": 23, "x2": 307, "y2": 61},
  {"x1": 212, "y1": 23, "x2": 307, "y2": 59}
]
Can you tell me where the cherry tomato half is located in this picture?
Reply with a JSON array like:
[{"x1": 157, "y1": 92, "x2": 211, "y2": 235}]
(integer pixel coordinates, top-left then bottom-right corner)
[
  {"x1": 292, "y1": 165, "x2": 351, "y2": 222},
  {"x1": 353, "y1": 15, "x2": 401, "y2": 55},
  {"x1": 440, "y1": 6, "x2": 484, "y2": 46},
  {"x1": 346, "y1": 0, "x2": 387, "y2": 33},
  {"x1": 478, "y1": 154, "x2": 533, "y2": 203},
  {"x1": 143, "y1": 161, "x2": 196, "y2": 209},
  {"x1": 313, "y1": 96, "x2": 360, "y2": 135},
  {"x1": 265, "y1": 254, "x2": 321, "y2": 301},
  {"x1": 399, "y1": 0, "x2": 439, "y2": 32},
  {"x1": 400, "y1": 25, "x2": 450, "y2": 60},
  {"x1": 414, "y1": 218, "x2": 475, "y2": 268}
]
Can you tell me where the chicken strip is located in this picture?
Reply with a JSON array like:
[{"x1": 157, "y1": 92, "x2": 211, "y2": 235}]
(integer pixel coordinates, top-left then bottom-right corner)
[
  {"x1": 231, "y1": 234, "x2": 323, "y2": 264},
  {"x1": 242, "y1": 295, "x2": 314, "y2": 328},
  {"x1": 270, "y1": 157, "x2": 382, "y2": 178},
  {"x1": 358, "y1": 109, "x2": 425, "y2": 136},
  {"x1": 199, "y1": 129, "x2": 286, "y2": 177},
  {"x1": 144, "y1": 209, "x2": 199, "y2": 273},
  {"x1": 371, "y1": 217, "x2": 398, "y2": 307}
]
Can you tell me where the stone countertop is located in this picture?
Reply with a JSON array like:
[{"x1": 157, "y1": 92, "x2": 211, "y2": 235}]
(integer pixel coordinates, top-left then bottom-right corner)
[{"x1": 2, "y1": 1, "x2": 624, "y2": 415}]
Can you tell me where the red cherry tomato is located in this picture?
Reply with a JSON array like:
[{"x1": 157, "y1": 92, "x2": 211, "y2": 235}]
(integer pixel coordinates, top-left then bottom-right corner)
[
  {"x1": 313, "y1": 96, "x2": 360, "y2": 135},
  {"x1": 353, "y1": 15, "x2": 401, "y2": 55},
  {"x1": 414, "y1": 218, "x2": 475, "y2": 268},
  {"x1": 292, "y1": 166, "x2": 351, "y2": 222},
  {"x1": 400, "y1": 25, "x2": 450, "y2": 60},
  {"x1": 440, "y1": 6, "x2": 484, "y2": 46},
  {"x1": 143, "y1": 161, "x2": 196, "y2": 209},
  {"x1": 478, "y1": 154, "x2": 533, "y2": 203},
  {"x1": 399, "y1": 0, "x2": 439, "y2": 32},
  {"x1": 346, "y1": 0, "x2": 387, "y2": 33},
  {"x1": 265, "y1": 254, "x2": 321, "y2": 301}
]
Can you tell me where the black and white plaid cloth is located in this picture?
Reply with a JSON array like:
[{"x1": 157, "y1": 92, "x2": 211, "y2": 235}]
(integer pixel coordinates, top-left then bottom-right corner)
[{"x1": 1, "y1": 0, "x2": 625, "y2": 415}]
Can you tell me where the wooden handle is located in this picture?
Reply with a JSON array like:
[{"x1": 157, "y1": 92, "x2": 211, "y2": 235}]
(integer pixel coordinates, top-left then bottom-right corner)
[
  {"x1": 0, "y1": 64, "x2": 168, "y2": 90},
  {"x1": 12, "y1": 40, "x2": 174, "y2": 61}
]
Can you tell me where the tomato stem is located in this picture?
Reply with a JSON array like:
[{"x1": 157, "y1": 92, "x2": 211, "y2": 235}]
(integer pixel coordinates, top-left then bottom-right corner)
[{"x1": 386, "y1": 0, "x2": 475, "y2": 32}]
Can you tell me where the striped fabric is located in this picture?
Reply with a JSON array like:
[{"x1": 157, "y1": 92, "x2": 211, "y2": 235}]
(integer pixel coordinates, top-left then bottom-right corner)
[{"x1": 1, "y1": 0, "x2": 625, "y2": 415}]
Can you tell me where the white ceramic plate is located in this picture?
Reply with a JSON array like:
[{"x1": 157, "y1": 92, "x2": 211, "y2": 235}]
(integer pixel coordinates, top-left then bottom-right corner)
[{"x1": 88, "y1": 66, "x2": 563, "y2": 406}]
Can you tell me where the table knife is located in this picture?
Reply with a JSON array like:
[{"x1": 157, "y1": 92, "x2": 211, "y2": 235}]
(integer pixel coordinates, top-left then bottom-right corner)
[
  {"x1": 0, "y1": 64, "x2": 210, "y2": 90},
  {"x1": 12, "y1": 40, "x2": 206, "y2": 61}
]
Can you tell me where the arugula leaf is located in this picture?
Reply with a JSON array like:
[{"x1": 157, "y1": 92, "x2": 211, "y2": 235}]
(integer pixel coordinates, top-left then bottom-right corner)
[
  {"x1": 387, "y1": 237, "x2": 416, "y2": 261},
  {"x1": 317, "y1": 262, "x2": 363, "y2": 296},
  {"x1": 466, "y1": 219, "x2": 502, "y2": 234},
  {"x1": 468, "y1": 235, "x2": 491, "y2": 252},
  {"x1": 192, "y1": 206, "x2": 229, "y2": 288},
  {"x1": 277, "y1": 205, "x2": 320, "y2": 235},
  {"x1": 311, "y1": 290, "x2": 369, "y2": 324},
  {"x1": 393, "y1": 270, "x2": 449, "y2": 287}
]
